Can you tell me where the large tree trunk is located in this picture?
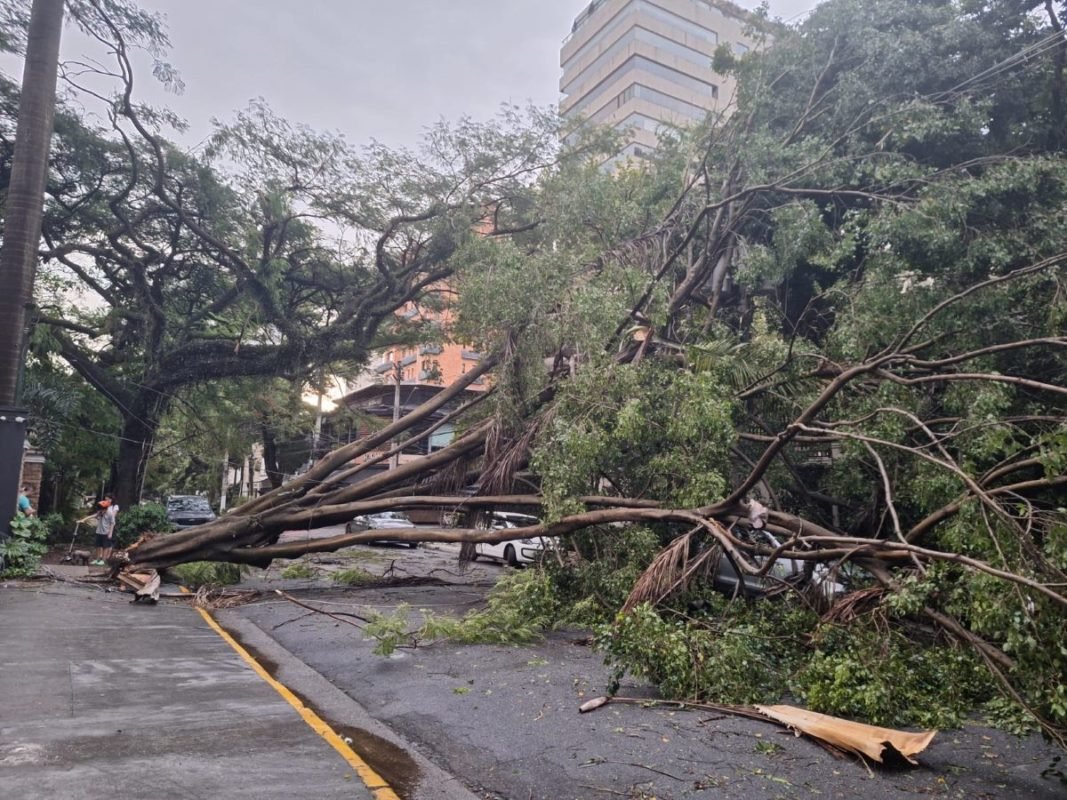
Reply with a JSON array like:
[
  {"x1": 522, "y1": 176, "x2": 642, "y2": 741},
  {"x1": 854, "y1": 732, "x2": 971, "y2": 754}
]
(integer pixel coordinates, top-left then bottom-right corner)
[
  {"x1": 0, "y1": 0, "x2": 64, "y2": 403},
  {"x1": 111, "y1": 396, "x2": 166, "y2": 508},
  {"x1": 0, "y1": 0, "x2": 64, "y2": 528}
]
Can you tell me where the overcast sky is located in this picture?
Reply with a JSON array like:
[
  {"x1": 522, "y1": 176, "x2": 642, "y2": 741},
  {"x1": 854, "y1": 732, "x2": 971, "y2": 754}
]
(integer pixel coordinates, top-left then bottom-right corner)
[{"x1": 63, "y1": 0, "x2": 819, "y2": 151}]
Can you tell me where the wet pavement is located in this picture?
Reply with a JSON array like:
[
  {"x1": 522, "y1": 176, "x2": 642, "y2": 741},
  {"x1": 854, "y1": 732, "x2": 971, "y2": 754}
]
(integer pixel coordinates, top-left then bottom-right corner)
[
  {"x1": 0, "y1": 575, "x2": 393, "y2": 799},
  {"x1": 228, "y1": 542, "x2": 1066, "y2": 800},
  {"x1": 6, "y1": 547, "x2": 1064, "y2": 800}
]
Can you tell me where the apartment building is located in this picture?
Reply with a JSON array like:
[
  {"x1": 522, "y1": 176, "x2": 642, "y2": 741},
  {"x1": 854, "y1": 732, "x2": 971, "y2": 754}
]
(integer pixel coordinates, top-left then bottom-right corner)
[
  {"x1": 561, "y1": 0, "x2": 760, "y2": 163},
  {"x1": 363, "y1": 287, "x2": 485, "y2": 390}
]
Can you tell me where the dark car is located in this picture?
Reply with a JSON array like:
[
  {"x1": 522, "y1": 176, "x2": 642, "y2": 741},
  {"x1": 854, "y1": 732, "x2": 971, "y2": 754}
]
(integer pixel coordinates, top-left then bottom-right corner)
[
  {"x1": 166, "y1": 495, "x2": 217, "y2": 529},
  {"x1": 344, "y1": 511, "x2": 419, "y2": 548},
  {"x1": 711, "y1": 528, "x2": 846, "y2": 600}
]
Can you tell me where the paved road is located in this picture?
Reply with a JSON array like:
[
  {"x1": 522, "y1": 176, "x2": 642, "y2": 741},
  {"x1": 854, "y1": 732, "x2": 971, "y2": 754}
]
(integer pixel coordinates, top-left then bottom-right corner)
[
  {"x1": 0, "y1": 578, "x2": 388, "y2": 799},
  {"x1": 228, "y1": 543, "x2": 1066, "y2": 800}
]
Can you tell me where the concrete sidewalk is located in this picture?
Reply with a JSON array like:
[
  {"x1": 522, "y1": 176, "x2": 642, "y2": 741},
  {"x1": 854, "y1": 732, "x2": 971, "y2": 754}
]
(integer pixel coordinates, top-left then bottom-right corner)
[{"x1": 0, "y1": 578, "x2": 375, "y2": 799}]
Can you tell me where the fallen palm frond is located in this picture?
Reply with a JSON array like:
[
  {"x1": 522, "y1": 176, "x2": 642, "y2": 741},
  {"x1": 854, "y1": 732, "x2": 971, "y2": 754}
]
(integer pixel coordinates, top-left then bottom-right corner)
[
  {"x1": 821, "y1": 586, "x2": 885, "y2": 624},
  {"x1": 193, "y1": 586, "x2": 263, "y2": 609},
  {"x1": 623, "y1": 528, "x2": 722, "y2": 613}
]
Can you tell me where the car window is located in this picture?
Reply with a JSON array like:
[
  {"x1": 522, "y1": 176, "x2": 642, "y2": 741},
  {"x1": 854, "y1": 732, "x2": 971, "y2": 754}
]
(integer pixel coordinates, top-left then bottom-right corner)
[{"x1": 167, "y1": 496, "x2": 213, "y2": 514}]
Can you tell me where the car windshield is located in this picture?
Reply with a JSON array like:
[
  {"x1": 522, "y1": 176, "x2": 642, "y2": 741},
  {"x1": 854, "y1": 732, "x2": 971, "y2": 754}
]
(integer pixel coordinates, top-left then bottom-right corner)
[
  {"x1": 168, "y1": 496, "x2": 212, "y2": 514},
  {"x1": 374, "y1": 512, "x2": 411, "y2": 521},
  {"x1": 491, "y1": 513, "x2": 539, "y2": 528}
]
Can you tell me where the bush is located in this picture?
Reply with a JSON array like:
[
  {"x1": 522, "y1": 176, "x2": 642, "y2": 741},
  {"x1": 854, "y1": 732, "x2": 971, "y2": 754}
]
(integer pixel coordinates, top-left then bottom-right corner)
[
  {"x1": 39, "y1": 512, "x2": 70, "y2": 544},
  {"x1": 1, "y1": 516, "x2": 49, "y2": 577},
  {"x1": 114, "y1": 502, "x2": 174, "y2": 548}
]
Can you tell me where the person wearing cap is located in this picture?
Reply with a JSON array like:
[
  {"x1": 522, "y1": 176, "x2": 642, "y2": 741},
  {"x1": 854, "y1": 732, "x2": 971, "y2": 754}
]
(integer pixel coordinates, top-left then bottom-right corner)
[{"x1": 79, "y1": 497, "x2": 118, "y2": 566}]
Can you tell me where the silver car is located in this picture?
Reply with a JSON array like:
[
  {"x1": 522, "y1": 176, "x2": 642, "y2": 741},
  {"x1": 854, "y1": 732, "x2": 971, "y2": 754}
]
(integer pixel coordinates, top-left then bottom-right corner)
[{"x1": 345, "y1": 512, "x2": 419, "y2": 548}]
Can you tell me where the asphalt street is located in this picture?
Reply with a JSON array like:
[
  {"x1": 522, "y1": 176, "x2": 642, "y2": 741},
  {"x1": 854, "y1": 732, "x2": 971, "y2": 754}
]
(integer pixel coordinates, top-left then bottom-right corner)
[{"x1": 225, "y1": 541, "x2": 1066, "y2": 800}]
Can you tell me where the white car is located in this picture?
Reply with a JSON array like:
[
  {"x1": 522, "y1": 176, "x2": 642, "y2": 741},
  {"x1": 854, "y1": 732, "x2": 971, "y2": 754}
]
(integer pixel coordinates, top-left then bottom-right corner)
[{"x1": 472, "y1": 512, "x2": 545, "y2": 567}]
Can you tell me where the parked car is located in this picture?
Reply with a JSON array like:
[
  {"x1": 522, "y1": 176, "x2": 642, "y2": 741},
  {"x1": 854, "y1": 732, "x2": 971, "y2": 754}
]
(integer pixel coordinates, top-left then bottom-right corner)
[
  {"x1": 472, "y1": 512, "x2": 546, "y2": 567},
  {"x1": 345, "y1": 511, "x2": 419, "y2": 548},
  {"x1": 166, "y1": 495, "x2": 216, "y2": 529},
  {"x1": 711, "y1": 527, "x2": 846, "y2": 600}
]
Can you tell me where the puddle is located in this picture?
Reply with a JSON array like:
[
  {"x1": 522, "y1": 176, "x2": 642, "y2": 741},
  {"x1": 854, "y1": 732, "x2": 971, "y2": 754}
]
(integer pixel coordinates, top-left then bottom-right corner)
[
  {"x1": 322, "y1": 718, "x2": 422, "y2": 799},
  {"x1": 226, "y1": 628, "x2": 421, "y2": 798}
]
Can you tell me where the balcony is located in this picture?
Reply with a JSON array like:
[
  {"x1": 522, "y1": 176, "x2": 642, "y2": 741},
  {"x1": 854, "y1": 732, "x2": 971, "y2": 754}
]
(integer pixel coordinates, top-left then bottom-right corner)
[
  {"x1": 461, "y1": 350, "x2": 482, "y2": 361},
  {"x1": 420, "y1": 343, "x2": 444, "y2": 355}
]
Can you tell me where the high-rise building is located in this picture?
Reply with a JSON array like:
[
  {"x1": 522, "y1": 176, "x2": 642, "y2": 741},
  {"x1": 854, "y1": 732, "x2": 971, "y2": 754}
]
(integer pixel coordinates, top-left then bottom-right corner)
[{"x1": 560, "y1": 0, "x2": 760, "y2": 164}]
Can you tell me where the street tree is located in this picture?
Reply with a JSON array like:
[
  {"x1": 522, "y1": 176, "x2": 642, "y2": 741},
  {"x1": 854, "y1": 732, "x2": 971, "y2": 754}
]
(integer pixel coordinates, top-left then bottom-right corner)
[{"x1": 0, "y1": 0, "x2": 567, "y2": 507}]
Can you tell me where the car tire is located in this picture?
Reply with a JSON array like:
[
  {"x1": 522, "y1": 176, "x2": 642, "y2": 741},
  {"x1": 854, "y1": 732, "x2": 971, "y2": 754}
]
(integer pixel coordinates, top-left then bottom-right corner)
[
  {"x1": 504, "y1": 544, "x2": 518, "y2": 568},
  {"x1": 408, "y1": 541, "x2": 419, "y2": 549}
]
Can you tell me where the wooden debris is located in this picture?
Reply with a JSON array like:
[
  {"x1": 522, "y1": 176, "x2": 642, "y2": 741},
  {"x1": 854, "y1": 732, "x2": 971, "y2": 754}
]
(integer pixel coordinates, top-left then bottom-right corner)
[
  {"x1": 753, "y1": 705, "x2": 936, "y2": 764},
  {"x1": 578, "y1": 696, "x2": 937, "y2": 767},
  {"x1": 118, "y1": 569, "x2": 161, "y2": 604},
  {"x1": 579, "y1": 696, "x2": 611, "y2": 713}
]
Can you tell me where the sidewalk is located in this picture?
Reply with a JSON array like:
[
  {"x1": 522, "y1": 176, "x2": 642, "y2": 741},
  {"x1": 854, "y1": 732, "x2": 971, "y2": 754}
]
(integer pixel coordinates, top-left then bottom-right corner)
[{"x1": 0, "y1": 575, "x2": 376, "y2": 800}]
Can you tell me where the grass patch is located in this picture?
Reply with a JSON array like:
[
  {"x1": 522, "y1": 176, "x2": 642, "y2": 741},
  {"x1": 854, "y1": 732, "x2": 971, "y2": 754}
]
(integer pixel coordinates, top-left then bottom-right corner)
[
  {"x1": 332, "y1": 567, "x2": 376, "y2": 586},
  {"x1": 280, "y1": 562, "x2": 316, "y2": 579},
  {"x1": 171, "y1": 561, "x2": 244, "y2": 588}
]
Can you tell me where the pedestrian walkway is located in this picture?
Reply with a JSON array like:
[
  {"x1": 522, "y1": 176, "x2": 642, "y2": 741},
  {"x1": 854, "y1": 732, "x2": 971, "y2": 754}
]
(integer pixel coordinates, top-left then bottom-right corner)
[{"x1": 0, "y1": 577, "x2": 376, "y2": 799}]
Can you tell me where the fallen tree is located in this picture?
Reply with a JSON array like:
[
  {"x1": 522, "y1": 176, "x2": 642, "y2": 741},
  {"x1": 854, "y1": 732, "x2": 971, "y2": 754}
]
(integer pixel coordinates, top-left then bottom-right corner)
[{"x1": 107, "y1": 0, "x2": 1067, "y2": 747}]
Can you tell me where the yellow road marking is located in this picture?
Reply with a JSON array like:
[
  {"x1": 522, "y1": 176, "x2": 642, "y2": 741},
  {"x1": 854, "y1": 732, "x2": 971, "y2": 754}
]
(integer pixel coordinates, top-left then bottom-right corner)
[{"x1": 187, "y1": 591, "x2": 401, "y2": 800}]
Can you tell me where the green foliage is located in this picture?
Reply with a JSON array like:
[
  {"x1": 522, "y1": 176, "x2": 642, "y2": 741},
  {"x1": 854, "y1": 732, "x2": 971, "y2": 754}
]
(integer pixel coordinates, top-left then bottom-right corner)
[
  {"x1": 795, "y1": 625, "x2": 989, "y2": 728},
  {"x1": 533, "y1": 361, "x2": 736, "y2": 518},
  {"x1": 38, "y1": 512, "x2": 69, "y2": 544},
  {"x1": 280, "y1": 562, "x2": 316, "y2": 579},
  {"x1": 1, "y1": 516, "x2": 49, "y2": 577},
  {"x1": 543, "y1": 527, "x2": 662, "y2": 625},
  {"x1": 364, "y1": 569, "x2": 561, "y2": 656},
  {"x1": 170, "y1": 561, "x2": 244, "y2": 588},
  {"x1": 599, "y1": 601, "x2": 817, "y2": 704},
  {"x1": 114, "y1": 503, "x2": 174, "y2": 548}
]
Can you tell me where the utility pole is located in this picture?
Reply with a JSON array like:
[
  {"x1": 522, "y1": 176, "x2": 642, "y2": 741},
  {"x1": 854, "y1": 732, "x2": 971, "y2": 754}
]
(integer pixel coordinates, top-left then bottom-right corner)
[
  {"x1": 219, "y1": 450, "x2": 229, "y2": 514},
  {"x1": 0, "y1": 0, "x2": 65, "y2": 535},
  {"x1": 391, "y1": 361, "x2": 402, "y2": 470}
]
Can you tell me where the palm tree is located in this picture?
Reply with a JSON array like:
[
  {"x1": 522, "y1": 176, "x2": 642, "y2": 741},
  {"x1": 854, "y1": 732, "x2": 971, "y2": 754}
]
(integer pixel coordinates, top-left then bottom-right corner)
[{"x1": 0, "y1": 0, "x2": 65, "y2": 525}]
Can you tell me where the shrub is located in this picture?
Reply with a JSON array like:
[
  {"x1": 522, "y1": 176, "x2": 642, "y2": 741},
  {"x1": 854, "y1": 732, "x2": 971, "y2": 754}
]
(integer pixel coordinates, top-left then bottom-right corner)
[
  {"x1": 1, "y1": 516, "x2": 49, "y2": 577},
  {"x1": 39, "y1": 512, "x2": 69, "y2": 544},
  {"x1": 114, "y1": 502, "x2": 174, "y2": 548}
]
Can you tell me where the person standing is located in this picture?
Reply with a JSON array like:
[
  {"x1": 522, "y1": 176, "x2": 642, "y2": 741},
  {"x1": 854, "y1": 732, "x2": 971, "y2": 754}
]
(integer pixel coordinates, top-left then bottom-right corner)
[
  {"x1": 16, "y1": 485, "x2": 35, "y2": 517},
  {"x1": 79, "y1": 497, "x2": 117, "y2": 566}
]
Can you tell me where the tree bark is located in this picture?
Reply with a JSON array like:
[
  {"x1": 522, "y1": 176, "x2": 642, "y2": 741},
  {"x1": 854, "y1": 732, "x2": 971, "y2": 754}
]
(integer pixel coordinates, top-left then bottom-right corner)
[
  {"x1": 111, "y1": 396, "x2": 166, "y2": 508},
  {"x1": 0, "y1": 0, "x2": 64, "y2": 403}
]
